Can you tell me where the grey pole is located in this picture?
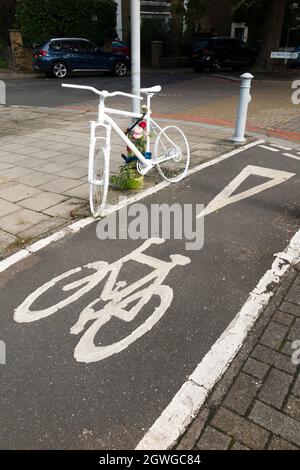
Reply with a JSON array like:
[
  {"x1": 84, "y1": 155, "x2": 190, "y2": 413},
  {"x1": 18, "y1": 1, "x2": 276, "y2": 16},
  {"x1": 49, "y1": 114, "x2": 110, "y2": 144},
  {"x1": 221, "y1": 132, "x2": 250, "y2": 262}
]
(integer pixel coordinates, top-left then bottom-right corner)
[
  {"x1": 232, "y1": 73, "x2": 253, "y2": 143},
  {"x1": 131, "y1": 0, "x2": 141, "y2": 114}
]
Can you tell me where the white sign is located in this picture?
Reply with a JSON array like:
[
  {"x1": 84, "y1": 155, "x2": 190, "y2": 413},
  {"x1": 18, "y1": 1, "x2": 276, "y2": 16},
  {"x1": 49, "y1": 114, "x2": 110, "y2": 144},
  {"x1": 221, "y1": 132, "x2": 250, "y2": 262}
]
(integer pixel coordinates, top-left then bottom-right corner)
[{"x1": 271, "y1": 51, "x2": 298, "y2": 59}]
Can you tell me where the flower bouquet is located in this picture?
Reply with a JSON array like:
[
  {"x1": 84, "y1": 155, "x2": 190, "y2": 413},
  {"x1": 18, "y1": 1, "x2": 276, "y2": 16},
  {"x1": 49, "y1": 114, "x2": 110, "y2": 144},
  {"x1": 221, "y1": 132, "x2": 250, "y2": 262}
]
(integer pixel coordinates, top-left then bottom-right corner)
[{"x1": 110, "y1": 119, "x2": 148, "y2": 191}]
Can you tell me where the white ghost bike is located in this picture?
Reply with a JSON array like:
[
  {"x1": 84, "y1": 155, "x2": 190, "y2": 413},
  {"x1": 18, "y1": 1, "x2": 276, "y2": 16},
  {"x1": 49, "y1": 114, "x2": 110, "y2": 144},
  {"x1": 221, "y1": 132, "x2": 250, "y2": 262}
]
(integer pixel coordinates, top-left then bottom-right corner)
[{"x1": 62, "y1": 83, "x2": 190, "y2": 217}]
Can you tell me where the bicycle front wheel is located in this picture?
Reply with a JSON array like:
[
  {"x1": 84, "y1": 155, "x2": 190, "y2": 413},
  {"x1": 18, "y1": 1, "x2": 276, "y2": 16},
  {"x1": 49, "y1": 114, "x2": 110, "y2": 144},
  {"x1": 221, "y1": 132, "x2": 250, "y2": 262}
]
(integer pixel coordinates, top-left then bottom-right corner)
[
  {"x1": 89, "y1": 145, "x2": 109, "y2": 218},
  {"x1": 154, "y1": 126, "x2": 190, "y2": 182}
]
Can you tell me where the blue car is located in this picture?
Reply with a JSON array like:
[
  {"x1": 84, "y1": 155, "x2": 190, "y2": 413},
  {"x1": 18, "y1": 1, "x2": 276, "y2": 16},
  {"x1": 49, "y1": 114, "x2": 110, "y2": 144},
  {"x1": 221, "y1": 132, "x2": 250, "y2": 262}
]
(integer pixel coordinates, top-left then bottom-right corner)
[{"x1": 32, "y1": 38, "x2": 130, "y2": 78}]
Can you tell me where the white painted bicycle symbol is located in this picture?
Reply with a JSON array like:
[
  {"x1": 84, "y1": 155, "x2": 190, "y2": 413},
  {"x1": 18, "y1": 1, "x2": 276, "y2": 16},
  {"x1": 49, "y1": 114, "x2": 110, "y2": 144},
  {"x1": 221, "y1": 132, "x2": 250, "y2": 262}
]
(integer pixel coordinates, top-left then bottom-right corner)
[{"x1": 14, "y1": 239, "x2": 191, "y2": 363}]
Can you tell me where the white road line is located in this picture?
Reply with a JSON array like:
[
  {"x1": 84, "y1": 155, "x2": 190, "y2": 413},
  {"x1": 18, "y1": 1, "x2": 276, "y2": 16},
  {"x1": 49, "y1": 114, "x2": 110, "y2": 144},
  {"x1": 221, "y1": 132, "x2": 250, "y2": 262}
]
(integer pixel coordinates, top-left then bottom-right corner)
[
  {"x1": 283, "y1": 152, "x2": 300, "y2": 161},
  {"x1": 197, "y1": 165, "x2": 295, "y2": 218},
  {"x1": 136, "y1": 228, "x2": 300, "y2": 450},
  {"x1": 0, "y1": 139, "x2": 264, "y2": 274},
  {"x1": 259, "y1": 144, "x2": 280, "y2": 152},
  {"x1": 270, "y1": 144, "x2": 292, "y2": 151}
]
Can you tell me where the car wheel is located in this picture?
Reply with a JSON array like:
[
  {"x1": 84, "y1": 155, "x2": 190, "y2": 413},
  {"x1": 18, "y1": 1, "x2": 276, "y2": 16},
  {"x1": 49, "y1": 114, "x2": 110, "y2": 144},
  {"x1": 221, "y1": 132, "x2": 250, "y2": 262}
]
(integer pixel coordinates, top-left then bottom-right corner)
[
  {"x1": 211, "y1": 58, "x2": 223, "y2": 73},
  {"x1": 52, "y1": 62, "x2": 69, "y2": 79},
  {"x1": 113, "y1": 61, "x2": 128, "y2": 77}
]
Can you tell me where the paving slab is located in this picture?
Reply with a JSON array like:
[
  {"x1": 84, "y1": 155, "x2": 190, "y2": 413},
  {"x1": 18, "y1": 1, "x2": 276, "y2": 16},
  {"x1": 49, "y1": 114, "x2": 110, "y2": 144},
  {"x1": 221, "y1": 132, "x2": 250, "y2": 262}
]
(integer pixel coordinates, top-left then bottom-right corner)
[
  {"x1": 0, "y1": 209, "x2": 50, "y2": 235},
  {"x1": 16, "y1": 172, "x2": 57, "y2": 187},
  {"x1": 0, "y1": 229, "x2": 18, "y2": 253},
  {"x1": 37, "y1": 177, "x2": 83, "y2": 193},
  {"x1": 18, "y1": 192, "x2": 68, "y2": 211},
  {"x1": 0, "y1": 199, "x2": 20, "y2": 217},
  {"x1": 44, "y1": 198, "x2": 85, "y2": 218},
  {"x1": 0, "y1": 183, "x2": 40, "y2": 202}
]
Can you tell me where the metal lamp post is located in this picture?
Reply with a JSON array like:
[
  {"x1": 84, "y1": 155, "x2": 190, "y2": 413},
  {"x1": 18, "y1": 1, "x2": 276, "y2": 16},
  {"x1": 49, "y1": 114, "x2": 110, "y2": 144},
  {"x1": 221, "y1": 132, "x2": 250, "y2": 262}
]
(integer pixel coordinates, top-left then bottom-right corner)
[{"x1": 131, "y1": 0, "x2": 141, "y2": 114}]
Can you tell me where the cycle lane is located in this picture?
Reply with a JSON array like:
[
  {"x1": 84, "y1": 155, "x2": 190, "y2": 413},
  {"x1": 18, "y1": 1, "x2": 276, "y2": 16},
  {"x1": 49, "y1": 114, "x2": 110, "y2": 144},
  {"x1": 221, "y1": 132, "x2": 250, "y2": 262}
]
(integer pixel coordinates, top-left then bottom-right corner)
[{"x1": 0, "y1": 142, "x2": 299, "y2": 449}]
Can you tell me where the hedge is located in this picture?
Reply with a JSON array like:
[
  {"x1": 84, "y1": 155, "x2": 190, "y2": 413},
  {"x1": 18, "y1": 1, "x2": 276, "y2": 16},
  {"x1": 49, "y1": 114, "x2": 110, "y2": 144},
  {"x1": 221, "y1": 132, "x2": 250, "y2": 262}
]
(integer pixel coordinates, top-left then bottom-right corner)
[{"x1": 16, "y1": 0, "x2": 116, "y2": 47}]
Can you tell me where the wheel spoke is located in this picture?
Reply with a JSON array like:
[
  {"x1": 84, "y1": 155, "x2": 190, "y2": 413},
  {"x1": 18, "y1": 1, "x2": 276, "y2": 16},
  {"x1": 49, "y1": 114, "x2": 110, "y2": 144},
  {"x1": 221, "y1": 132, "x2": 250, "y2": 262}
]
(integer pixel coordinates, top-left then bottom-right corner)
[
  {"x1": 89, "y1": 146, "x2": 108, "y2": 217},
  {"x1": 154, "y1": 126, "x2": 190, "y2": 183}
]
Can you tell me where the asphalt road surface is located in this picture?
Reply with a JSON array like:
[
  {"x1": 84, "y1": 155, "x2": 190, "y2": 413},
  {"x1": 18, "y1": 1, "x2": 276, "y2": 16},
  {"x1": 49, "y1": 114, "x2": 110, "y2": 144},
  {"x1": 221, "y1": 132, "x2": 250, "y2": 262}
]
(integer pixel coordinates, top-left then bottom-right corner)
[
  {"x1": 4, "y1": 71, "x2": 239, "y2": 109},
  {"x1": 0, "y1": 143, "x2": 299, "y2": 449}
]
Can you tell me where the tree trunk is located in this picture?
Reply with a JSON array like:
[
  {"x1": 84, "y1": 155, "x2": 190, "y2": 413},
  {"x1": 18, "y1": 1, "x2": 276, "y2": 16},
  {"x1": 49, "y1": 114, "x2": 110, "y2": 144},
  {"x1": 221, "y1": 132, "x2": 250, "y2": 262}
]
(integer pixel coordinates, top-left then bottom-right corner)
[
  {"x1": 170, "y1": 0, "x2": 185, "y2": 56},
  {"x1": 253, "y1": 0, "x2": 287, "y2": 72}
]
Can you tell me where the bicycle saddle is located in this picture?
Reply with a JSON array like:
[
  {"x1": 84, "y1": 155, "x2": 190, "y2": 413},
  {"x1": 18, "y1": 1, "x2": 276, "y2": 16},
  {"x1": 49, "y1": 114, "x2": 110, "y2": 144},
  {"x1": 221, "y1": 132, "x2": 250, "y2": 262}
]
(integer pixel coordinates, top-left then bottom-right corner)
[{"x1": 140, "y1": 85, "x2": 161, "y2": 94}]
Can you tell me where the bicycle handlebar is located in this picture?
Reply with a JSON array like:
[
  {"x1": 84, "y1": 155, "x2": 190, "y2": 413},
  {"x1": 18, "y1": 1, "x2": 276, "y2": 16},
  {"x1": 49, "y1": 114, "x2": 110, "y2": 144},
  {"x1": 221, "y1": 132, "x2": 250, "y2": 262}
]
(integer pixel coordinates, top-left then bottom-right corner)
[{"x1": 62, "y1": 83, "x2": 143, "y2": 100}]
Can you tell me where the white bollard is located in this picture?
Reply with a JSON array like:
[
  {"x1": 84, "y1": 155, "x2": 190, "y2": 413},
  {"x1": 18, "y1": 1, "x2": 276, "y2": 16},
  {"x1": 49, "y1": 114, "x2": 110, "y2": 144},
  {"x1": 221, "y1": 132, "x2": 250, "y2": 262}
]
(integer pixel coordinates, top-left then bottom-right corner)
[
  {"x1": 231, "y1": 73, "x2": 253, "y2": 143},
  {"x1": 0, "y1": 80, "x2": 6, "y2": 105}
]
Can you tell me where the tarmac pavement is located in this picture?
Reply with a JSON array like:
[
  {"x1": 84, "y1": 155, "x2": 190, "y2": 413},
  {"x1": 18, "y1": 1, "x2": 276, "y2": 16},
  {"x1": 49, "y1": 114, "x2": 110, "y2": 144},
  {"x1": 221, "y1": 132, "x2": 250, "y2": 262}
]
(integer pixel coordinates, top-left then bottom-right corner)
[{"x1": 0, "y1": 141, "x2": 299, "y2": 449}]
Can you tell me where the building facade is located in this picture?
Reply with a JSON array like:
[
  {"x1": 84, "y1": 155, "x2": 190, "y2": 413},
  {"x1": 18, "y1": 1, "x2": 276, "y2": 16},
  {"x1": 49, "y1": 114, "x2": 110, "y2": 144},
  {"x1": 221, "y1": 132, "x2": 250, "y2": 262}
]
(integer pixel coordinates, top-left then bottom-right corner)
[{"x1": 118, "y1": 0, "x2": 171, "y2": 41}]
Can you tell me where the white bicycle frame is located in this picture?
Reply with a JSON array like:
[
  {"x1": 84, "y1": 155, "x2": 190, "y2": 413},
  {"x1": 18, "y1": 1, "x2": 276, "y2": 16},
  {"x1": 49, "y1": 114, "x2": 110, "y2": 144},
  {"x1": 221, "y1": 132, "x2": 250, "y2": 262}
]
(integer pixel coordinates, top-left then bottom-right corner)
[{"x1": 62, "y1": 84, "x2": 176, "y2": 176}]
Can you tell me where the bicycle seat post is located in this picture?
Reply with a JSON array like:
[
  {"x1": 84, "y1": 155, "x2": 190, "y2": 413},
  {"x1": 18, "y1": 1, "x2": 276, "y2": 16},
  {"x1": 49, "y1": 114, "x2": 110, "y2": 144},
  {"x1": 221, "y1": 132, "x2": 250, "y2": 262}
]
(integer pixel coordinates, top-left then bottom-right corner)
[{"x1": 98, "y1": 94, "x2": 105, "y2": 123}]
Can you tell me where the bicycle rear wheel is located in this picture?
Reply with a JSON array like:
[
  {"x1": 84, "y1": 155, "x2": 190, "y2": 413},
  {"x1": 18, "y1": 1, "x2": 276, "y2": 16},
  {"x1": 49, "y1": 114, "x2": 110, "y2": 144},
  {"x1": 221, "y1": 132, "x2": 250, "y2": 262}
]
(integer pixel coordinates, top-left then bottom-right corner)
[
  {"x1": 154, "y1": 126, "x2": 190, "y2": 182},
  {"x1": 89, "y1": 138, "x2": 110, "y2": 218}
]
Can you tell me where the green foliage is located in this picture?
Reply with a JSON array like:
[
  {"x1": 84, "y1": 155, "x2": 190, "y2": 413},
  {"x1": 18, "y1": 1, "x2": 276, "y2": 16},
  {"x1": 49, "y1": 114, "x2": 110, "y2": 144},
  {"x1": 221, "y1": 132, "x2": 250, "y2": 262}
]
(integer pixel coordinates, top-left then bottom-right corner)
[
  {"x1": 141, "y1": 17, "x2": 172, "y2": 57},
  {"x1": 233, "y1": 0, "x2": 300, "y2": 48},
  {"x1": 110, "y1": 162, "x2": 144, "y2": 191},
  {"x1": 0, "y1": 0, "x2": 17, "y2": 44},
  {"x1": 183, "y1": 0, "x2": 207, "y2": 52},
  {"x1": 0, "y1": 58, "x2": 8, "y2": 69},
  {"x1": 16, "y1": 0, "x2": 116, "y2": 47},
  {"x1": 233, "y1": 0, "x2": 264, "y2": 46}
]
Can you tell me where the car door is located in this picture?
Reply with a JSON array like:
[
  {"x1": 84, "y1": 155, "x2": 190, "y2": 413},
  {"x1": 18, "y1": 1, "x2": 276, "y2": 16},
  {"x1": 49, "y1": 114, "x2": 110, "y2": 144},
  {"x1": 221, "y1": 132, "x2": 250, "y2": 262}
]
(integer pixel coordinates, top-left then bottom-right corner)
[
  {"x1": 78, "y1": 41, "x2": 110, "y2": 70},
  {"x1": 58, "y1": 41, "x2": 83, "y2": 69},
  {"x1": 70, "y1": 41, "x2": 96, "y2": 70},
  {"x1": 213, "y1": 39, "x2": 234, "y2": 66},
  {"x1": 224, "y1": 39, "x2": 241, "y2": 66},
  {"x1": 234, "y1": 40, "x2": 254, "y2": 66}
]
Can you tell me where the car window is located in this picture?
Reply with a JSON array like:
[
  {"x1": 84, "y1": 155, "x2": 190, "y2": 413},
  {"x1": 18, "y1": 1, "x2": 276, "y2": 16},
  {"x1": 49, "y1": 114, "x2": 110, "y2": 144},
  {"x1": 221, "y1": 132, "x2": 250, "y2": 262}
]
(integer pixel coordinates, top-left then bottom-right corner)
[
  {"x1": 49, "y1": 41, "x2": 63, "y2": 51},
  {"x1": 214, "y1": 39, "x2": 237, "y2": 48},
  {"x1": 77, "y1": 41, "x2": 97, "y2": 53},
  {"x1": 51, "y1": 41, "x2": 77, "y2": 52},
  {"x1": 194, "y1": 40, "x2": 211, "y2": 49}
]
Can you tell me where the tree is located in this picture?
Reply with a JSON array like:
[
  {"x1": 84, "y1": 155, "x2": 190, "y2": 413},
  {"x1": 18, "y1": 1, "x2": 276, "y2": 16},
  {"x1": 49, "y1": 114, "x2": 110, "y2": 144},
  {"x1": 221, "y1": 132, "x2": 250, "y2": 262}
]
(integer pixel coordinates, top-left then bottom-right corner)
[
  {"x1": 170, "y1": 0, "x2": 185, "y2": 55},
  {"x1": 184, "y1": 0, "x2": 207, "y2": 36},
  {"x1": 234, "y1": 0, "x2": 289, "y2": 71},
  {"x1": 253, "y1": 0, "x2": 288, "y2": 71},
  {"x1": 16, "y1": 0, "x2": 116, "y2": 47},
  {"x1": 0, "y1": 0, "x2": 17, "y2": 45}
]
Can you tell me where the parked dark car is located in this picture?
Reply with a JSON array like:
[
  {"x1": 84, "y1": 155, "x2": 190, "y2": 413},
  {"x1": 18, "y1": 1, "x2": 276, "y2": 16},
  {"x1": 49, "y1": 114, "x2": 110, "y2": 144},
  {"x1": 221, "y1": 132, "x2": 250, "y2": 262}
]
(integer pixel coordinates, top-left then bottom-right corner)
[
  {"x1": 191, "y1": 37, "x2": 257, "y2": 72},
  {"x1": 290, "y1": 46, "x2": 300, "y2": 68},
  {"x1": 32, "y1": 38, "x2": 130, "y2": 78}
]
